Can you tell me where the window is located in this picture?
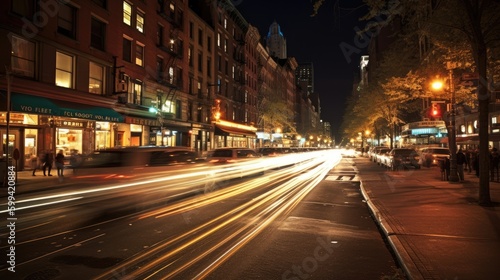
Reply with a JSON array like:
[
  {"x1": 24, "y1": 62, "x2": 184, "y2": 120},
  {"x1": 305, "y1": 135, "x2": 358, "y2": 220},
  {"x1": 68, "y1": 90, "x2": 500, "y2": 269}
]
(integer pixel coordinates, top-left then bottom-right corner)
[
  {"x1": 122, "y1": 37, "x2": 132, "y2": 62},
  {"x1": 132, "y1": 81, "x2": 142, "y2": 104},
  {"x1": 188, "y1": 76, "x2": 193, "y2": 94},
  {"x1": 232, "y1": 66, "x2": 235, "y2": 79},
  {"x1": 123, "y1": 1, "x2": 132, "y2": 25},
  {"x1": 168, "y1": 66, "x2": 174, "y2": 85},
  {"x1": 207, "y1": 57, "x2": 211, "y2": 77},
  {"x1": 91, "y1": 0, "x2": 107, "y2": 9},
  {"x1": 10, "y1": 35, "x2": 35, "y2": 78},
  {"x1": 162, "y1": 99, "x2": 174, "y2": 113},
  {"x1": 223, "y1": 18, "x2": 227, "y2": 29},
  {"x1": 157, "y1": 24, "x2": 164, "y2": 46},
  {"x1": 224, "y1": 39, "x2": 228, "y2": 53},
  {"x1": 175, "y1": 100, "x2": 182, "y2": 119},
  {"x1": 198, "y1": 52, "x2": 203, "y2": 72},
  {"x1": 198, "y1": 28, "x2": 203, "y2": 46},
  {"x1": 189, "y1": 22, "x2": 193, "y2": 39},
  {"x1": 135, "y1": 42, "x2": 144, "y2": 66},
  {"x1": 55, "y1": 51, "x2": 74, "y2": 88},
  {"x1": 12, "y1": 0, "x2": 35, "y2": 18},
  {"x1": 136, "y1": 10, "x2": 144, "y2": 33},
  {"x1": 224, "y1": 60, "x2": 228, "y2": 75},
  {"x1": 169, "y1": 2, "x2": 175, "y2": 17},
  {"x1": 58, "y1": 3, "x2": 76, "y2": 38},
  {"x1": 217, "y1": 55, "x2": 221, "y2": 72},
  {"x1": 188, "y1": 45, "x2": 193, "y2": 67},
  {"x1": 187, "y1": 101, "x2": 193, "y2": 121},
  {"x1": 91, "y1": 17, "x2": 106, "y2": 51},
  {"x1": 217, "y1": 33, "x2": 220, "y2": 47},
  {"x1": 89, "y1": 62, "x2": 104, "y2": 95},
  {"x1": 207, "y1": 36, "x2": 212, "y2": 52},
  {"x1": 156, "y1": 56, "x2": 163, "y2": 81}
]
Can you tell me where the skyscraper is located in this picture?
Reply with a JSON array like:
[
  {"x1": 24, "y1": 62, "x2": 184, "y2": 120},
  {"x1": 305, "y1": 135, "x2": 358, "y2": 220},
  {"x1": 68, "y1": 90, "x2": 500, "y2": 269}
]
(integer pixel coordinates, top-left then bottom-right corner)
[{"x1": 266, "y1": 21, "x2": 287, "y2": 59}]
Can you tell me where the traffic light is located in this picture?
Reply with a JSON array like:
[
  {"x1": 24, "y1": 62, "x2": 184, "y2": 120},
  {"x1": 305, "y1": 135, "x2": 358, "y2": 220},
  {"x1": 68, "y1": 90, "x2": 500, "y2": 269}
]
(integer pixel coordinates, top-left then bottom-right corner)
[{"x1": 431, "y1": 103, "x2": 441, "y2": 118}]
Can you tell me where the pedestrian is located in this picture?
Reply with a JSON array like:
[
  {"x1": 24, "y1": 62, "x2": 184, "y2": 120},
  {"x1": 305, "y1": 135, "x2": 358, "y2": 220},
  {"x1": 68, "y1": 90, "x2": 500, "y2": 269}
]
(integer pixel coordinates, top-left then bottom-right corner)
[
  {"x1": 69, "y1": 149, "x2": 82, "y2": 175},
  {"x1": 42, "y1": 150, "x2": 54, "y2": 176},
  {"x1": 465, "y1": 149, "x2": 472, "y2": 173},
  {"x1": 456, "y1": 149, "x2": 467, "y2": 181},
  {"x1": 474, "y1": 149, "x2": 480, "y2": 177},
  {"x1": 490, "y1": 147, "x2": 499, "y2": 181},
  {"x1": 31, "y1": 154, "x2": 40, "y2": 176},
  {"x1": 55, "y1": 149, "x2": 65, "y2": 178}
]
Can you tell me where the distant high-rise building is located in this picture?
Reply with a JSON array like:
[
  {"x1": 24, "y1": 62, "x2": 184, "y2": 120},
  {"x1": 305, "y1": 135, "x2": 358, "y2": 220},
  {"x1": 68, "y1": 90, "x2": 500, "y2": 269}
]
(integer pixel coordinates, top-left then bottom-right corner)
[
  {"x1": 296, "y1": 62, "x2": 314, "y2": 96},
  {"x1": 266, "y1": 21, "x2": 287, "y2": 59}
]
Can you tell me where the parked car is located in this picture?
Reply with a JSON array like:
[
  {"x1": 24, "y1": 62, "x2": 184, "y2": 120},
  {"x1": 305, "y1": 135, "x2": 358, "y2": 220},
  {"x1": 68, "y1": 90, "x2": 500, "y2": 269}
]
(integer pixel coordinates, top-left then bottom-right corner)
[
  {"x1": 386, "y1": 148, "x2": 421, "y2": 170},
  {"x1": 374, "y1": 148, "x2": 392, "y2": 166},
  {"x1": 419, "y1": 147, "x2": 450, "y2": 167}
]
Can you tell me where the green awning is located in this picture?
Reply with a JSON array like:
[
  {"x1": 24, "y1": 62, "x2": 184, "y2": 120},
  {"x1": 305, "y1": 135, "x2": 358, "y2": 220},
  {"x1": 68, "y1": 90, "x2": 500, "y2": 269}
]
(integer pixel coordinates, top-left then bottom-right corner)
[{"x1": 10, "y1": 93, "x2": 124, "y2": 122}]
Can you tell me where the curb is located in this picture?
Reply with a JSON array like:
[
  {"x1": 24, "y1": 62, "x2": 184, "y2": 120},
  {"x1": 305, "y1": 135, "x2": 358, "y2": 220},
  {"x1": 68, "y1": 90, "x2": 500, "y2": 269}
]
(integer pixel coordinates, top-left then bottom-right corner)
[{"x1": 359, "y1": 180, "x2": 424, "y2": 280}]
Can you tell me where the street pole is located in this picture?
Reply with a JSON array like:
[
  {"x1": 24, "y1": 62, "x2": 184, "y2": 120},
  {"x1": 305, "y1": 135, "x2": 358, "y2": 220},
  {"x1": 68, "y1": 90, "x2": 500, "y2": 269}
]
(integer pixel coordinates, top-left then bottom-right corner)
[{"x1": 448, "y1": 68, "x2": 459, "y2": 182}]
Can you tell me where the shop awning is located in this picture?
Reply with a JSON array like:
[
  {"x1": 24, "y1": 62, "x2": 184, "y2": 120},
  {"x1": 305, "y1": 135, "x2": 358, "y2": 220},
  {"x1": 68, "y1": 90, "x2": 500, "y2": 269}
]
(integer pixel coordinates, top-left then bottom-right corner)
[
  {"x1": 10, "y1": 93, "x2": 124, "y2": 122},
  {"x1": 215, "y1": 124, "x2": 256, "y2": 137}
]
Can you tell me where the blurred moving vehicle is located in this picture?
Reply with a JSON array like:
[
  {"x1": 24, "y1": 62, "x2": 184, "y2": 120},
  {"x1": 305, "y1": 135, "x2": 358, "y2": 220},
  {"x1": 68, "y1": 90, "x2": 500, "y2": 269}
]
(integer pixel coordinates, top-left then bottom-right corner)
[
  {"x1": 419, "y1": 147, "x2": 450, "y2": 167},
  {"x1": 341, "y1": 149, "x2": 356, "y2": 158},
  {"x1": 81, "y1": 146, "x2": 199, "y2": 168},
  {"x1": 386, "y1": 148, "x2": 420, "y2": 170},
  {"x1": 207, "y1": 147, "x2": 261, "y2": 164}
]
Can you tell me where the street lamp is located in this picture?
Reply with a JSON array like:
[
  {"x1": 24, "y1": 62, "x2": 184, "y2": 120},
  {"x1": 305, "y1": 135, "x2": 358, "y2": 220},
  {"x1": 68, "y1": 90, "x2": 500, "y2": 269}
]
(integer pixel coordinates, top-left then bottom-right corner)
[{"x1": 431, "y1": 71, "x2": 459, "y2": 182}]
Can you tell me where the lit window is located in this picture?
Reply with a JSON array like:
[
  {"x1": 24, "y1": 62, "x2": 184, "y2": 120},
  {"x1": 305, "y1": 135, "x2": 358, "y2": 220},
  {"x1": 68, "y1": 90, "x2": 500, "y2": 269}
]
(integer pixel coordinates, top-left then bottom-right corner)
[
  {"x1": 217, "y1": 33, "x2": 220, "y2": 47},
  {"x1": 55, "y1": 51, "x2": 74, "y2": 88},
  {"x1": 132, "y1": 81, "x2": 142, "y2": 104},
  {"x1": 89, "y1": 62, "x2": 104, "y2": 94},
  {"x1": 136, "y1": 11, "x2": 144, "y2": 33},
  {"x1": 11, "y1": 35, "x2": 35, "y2": 78},
  {"x1": 123, "y1": 1, "x2": 132, "y2": 26},
  {"x1": 224, "y1": 18, "x2": 227, "y2": 29},
  {"x1": 135, "y1": 43, "x2": 144, "y2": 66}
]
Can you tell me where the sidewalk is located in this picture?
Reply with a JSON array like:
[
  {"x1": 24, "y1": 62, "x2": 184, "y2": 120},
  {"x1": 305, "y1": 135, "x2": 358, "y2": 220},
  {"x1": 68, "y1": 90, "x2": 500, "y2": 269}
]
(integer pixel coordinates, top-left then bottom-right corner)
[
  {"x1": 2, "y1": 169, "x2": 76, "y2": 196},
  {"x1": 354, "y1": 157, "x2": 500, "y2": 280}
]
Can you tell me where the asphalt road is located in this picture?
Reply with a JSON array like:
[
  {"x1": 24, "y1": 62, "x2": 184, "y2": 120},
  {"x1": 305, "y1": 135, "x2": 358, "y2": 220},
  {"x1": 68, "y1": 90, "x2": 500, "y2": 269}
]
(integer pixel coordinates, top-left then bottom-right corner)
[{"x1": 1, "y1": 151, "x2": 401, "y2": 279}]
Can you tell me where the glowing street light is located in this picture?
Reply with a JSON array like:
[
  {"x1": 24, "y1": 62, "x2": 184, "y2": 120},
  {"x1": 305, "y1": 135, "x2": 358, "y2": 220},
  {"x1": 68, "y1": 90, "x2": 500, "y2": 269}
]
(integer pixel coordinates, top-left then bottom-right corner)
[{"x1": 431, "y1": 73, "x2": 458, "y2": 182}]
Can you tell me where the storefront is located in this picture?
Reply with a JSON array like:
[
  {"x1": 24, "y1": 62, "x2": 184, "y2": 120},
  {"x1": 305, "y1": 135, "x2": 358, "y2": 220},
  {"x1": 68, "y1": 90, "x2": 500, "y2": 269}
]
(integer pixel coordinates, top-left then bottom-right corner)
[
  {"x1": 401, "y1": 120, "x2": 448, "y2": 147},
  {"x1": 213, "y1": 120, "x2": 257, "y2": 149},
  {"x1": 1, "y1": 92, "x2": 124, "y2": 170}
]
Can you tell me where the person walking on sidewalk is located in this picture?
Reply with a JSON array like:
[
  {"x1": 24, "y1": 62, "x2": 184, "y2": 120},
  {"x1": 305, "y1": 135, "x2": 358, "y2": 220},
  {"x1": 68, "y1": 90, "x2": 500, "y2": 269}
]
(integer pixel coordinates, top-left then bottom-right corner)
[
  {"x1": 55, "y1": 149, "x2": 65, "y2": 179},
  {"x1": 456, "y1": 149, "x2": 467, "y2": 181},
  {"x1": 31, "y1": 153, "x2": 40, "y2": 176},
  {"x1": 42, "y1": 150, "x2": 54, "y2": 176}
]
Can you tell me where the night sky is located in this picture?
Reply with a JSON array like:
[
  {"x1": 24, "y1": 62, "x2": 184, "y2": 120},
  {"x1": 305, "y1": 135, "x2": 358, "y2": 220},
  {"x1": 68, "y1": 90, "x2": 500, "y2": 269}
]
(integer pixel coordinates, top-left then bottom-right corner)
[{"x1": 236, "y1": 0, "x2": 367, "y2": 141}]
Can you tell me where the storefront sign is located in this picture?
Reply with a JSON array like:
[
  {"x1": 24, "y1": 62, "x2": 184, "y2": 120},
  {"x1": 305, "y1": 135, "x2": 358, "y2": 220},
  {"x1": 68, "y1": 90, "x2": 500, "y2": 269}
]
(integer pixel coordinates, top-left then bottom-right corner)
[
  {"x1": 11, "y1": 93, "x2": 124, "y2": 122},
  {"x1": 125, "y1": 116, "x2": 160, "y2": 126}
]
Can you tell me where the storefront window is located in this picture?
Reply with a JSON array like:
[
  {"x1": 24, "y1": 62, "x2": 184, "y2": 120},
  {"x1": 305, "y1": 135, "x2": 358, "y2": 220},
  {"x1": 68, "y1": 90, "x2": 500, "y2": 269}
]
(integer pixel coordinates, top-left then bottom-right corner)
[
  {"x1": 56, "y1": 128, "x2": 82, "y2": 156},
  {"x1": 95, "y1": 122, "x2": 111, "y2": 149},
  {"x1": 24, "y1": 129, "x2": 38, "y2": 169}
]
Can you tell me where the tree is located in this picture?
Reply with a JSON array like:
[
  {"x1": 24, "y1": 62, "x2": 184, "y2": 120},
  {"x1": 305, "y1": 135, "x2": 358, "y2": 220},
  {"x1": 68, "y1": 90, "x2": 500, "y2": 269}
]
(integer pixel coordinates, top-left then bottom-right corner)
[{"x1": 360, "y1": 0, "x2": 500, "y2": 205}]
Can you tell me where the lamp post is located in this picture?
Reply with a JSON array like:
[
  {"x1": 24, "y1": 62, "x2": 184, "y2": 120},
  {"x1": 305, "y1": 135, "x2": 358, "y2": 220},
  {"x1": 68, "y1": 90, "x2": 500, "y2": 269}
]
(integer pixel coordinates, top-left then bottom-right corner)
[{"x1": 432, "y1": 69, "x2": 458, "y2": 182}]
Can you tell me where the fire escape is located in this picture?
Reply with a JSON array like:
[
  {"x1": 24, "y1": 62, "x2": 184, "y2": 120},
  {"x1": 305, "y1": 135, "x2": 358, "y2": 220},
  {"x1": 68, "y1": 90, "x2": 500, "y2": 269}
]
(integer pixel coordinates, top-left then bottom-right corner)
[{"x1": 157, "y1": 2, "x2": 183, "y2": 116}]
